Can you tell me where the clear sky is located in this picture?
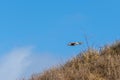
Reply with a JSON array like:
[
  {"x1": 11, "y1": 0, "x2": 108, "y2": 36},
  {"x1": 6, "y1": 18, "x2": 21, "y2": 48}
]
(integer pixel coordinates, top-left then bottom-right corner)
[{"x1": 0, "y1": 0, "x2": 120, "y2": 79}]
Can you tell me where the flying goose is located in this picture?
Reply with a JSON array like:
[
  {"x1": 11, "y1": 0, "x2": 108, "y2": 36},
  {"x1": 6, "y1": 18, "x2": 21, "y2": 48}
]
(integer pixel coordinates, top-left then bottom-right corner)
[{"x1": 68, "y1": 42, "x2": 82, "y2": 46}]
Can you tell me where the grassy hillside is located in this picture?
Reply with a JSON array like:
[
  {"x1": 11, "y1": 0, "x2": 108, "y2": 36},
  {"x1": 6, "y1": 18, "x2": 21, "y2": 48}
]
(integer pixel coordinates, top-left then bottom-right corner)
[{"x1": 26, "y1": 41, "x2": 120, "y2": 80}]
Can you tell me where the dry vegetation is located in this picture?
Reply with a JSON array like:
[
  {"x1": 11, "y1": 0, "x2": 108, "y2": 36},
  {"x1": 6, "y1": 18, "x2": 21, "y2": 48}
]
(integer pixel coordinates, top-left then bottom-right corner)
[{"x1": 24, "y1": 41, "x2": 120, "y2": 80}]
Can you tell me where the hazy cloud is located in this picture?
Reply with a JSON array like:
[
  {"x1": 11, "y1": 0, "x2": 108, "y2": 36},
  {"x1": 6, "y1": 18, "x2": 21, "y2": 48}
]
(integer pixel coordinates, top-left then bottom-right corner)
[
  {"x1": 0, "y1": 47, "x2": 60, "y2": 80},
  {"x1": 0, "y1": 47, "x2": 32, "y2": 80}
]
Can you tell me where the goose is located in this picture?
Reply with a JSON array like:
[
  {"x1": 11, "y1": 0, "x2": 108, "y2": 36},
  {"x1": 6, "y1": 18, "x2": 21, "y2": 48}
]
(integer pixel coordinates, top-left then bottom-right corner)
[{"x1": 68, "y1": 42, "x2": 82, "y2": 46}]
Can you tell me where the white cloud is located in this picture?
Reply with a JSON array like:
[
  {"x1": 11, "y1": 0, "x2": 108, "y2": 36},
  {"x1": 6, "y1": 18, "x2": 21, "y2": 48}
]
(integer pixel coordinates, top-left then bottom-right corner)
[
  {"x1": 0, "y1": 47, "x2": 61, "y2": 80},
  {"x1": 0, "y1": 47, "x2": 32, "y2": 80}
]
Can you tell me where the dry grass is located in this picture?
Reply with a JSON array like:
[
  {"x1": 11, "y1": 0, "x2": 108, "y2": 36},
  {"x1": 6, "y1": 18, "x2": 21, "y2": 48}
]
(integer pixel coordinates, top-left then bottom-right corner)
[{"x1": 24, "y1": 41, "x2": 120, "y2": 80}]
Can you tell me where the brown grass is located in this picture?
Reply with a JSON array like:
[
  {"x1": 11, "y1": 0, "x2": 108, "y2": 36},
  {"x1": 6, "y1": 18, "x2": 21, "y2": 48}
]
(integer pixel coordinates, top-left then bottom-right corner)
[{"x1": 24, "y1": 41, "x2": 120, "y2": 80}]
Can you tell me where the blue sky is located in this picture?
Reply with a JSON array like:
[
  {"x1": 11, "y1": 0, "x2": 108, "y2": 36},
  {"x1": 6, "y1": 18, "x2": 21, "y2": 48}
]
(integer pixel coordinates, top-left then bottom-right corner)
[{"x1": 0, "y1": 0, "x2": 120, "y2": 79}]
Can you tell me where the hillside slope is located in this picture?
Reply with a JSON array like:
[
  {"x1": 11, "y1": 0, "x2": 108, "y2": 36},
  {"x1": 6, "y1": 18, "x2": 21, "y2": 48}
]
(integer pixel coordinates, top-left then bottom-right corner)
[{"x1": 28, "y1": 41, "x2": 120, "y2": 80}]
